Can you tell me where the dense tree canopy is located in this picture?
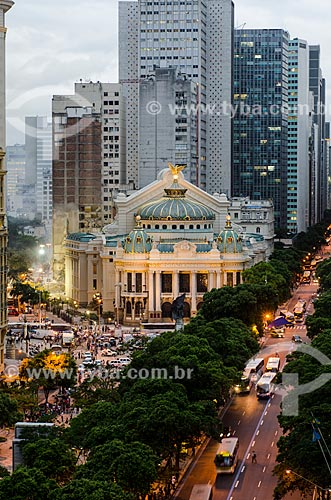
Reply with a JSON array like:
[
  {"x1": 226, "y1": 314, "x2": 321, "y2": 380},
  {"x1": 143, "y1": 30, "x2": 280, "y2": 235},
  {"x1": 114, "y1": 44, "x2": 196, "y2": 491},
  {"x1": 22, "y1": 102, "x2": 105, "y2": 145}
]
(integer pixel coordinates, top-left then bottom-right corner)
[{"x1": 0, "y1": 392, "x2": 22, "y2": 428}]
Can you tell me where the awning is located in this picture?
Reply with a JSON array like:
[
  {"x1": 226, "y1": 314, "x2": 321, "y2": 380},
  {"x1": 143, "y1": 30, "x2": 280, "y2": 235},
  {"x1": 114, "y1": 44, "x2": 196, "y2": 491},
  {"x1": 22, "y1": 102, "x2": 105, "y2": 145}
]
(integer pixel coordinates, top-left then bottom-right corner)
[{"x1": 267, "y1": 316, "x2": 292, "y2": 328}]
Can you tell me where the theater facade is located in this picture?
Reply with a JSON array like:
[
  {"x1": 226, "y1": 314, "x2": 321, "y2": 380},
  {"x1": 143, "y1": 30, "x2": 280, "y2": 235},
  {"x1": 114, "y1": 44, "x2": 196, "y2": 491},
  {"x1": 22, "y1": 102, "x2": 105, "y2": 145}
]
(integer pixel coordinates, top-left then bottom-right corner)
[{"x1": 64, "y1": 165, "x2": 274, "y2": 325}]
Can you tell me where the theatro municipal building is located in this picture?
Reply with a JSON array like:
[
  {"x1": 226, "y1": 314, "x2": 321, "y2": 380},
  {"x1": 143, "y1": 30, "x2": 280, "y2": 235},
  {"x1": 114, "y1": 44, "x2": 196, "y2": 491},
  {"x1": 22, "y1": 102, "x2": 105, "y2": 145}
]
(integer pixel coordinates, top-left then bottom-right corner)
[{"x1": 64, "y1": 164, "x2": 274, "y2": 325}]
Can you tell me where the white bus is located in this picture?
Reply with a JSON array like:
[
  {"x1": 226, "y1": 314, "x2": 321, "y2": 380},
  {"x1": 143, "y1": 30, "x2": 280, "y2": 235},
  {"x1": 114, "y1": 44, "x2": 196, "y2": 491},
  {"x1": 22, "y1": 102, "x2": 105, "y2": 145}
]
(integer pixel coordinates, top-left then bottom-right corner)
[
  {"x1": 214, "y1": 437, "x2": 239, "y2": 474},
  {"x1": 189, "y1": 484, "x2": 213, "y2": 500},
  {"x1": 256, "y1": 372, "x2": 277, "y2": 399},
  {"x1": 234, "y1": 358, "x2": 264, "y2": 394},
  {"x1": 266, "y1": 357, "x2": 280, "y2": 373}
]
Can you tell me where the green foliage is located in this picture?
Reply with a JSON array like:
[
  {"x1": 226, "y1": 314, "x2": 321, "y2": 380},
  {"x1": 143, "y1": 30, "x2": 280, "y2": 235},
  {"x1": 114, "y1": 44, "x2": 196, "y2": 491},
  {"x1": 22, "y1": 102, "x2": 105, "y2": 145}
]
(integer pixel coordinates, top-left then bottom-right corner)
[
  {"x1": 21, "y1": 438, "x2": 76, "y2": 483},
  {"x1": 0, "y1": 467, "x2": 57, "y2": 500},
  {"x1": 305, "y1": 316, "x2": 331, "y2": 340},
  {"x1": 198, "y1": 283, "x2": 278, "y2": 333},
  {"x1": 316, "y1": 258, "x2": 331, "y2": 292},
  {"x1": 0, "y1": 392, "x2": 22, "y2": 427},
  {"x1": 51, "y1": 479, "x2": 132, "y2": 500},
  {"x1": 77, "y1": 440, "x2": 158, "y2": 496}
]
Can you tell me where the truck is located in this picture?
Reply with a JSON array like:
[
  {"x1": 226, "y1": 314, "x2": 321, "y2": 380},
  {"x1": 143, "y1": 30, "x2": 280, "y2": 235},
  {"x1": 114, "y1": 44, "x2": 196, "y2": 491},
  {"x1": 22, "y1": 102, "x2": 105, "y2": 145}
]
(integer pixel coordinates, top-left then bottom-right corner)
[{"x1": 62, "y1": 331, "x2": 74, "y2": 348}]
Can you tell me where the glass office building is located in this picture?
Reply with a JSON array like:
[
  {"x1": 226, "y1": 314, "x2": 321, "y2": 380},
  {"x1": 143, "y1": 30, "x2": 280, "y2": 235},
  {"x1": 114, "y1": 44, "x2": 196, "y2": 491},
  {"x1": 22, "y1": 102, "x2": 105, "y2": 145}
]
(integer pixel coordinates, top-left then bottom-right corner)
[{"x1": 233, "y1": 29, "x2": 289, "y2": 230}]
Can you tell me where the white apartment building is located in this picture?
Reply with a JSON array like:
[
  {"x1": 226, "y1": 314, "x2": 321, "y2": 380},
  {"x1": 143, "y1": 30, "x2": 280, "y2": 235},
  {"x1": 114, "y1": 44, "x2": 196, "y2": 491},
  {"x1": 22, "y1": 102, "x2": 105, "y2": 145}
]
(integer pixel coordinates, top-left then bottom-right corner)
[
  {"x1": 287, "y1": 39, "x2": 311, "y2": 233},
  {"x1": 118, "y1": 0, "x2": 233, "y2": 194}
]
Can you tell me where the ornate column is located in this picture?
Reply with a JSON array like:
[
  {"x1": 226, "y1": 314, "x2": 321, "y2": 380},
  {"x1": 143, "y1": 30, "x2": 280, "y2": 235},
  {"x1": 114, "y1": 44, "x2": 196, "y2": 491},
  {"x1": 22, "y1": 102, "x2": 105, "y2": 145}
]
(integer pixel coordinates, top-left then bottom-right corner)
[
  {"x1": 208, "y1": 271, "x2": 215, "y2": 291},
  {"x1": 148, "y1": 271, "x2": 154, "y2": 314},
  {"x1": 155, "y1": 270, "x2": 161, "y2": 313},
  {"x1": 173, "y1": 270, "x2": 179, "y2": 298},
  {"x1": 216, "y1": 271, "x2": 222, "y2": 289},
  {"x1": 191, "y1": 271, "x2": 197, "y2": 314},
  {"x1": 115, "y1": 270, "x2": 120, "y2": 307}
]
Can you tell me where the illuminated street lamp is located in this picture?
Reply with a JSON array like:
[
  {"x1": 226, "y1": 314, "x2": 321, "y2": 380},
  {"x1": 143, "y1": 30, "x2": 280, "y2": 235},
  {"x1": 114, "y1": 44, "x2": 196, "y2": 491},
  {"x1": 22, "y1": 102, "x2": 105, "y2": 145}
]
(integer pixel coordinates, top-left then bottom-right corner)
[{"x1": 285, "y1": 469, "x2": 331, "y2": 496}]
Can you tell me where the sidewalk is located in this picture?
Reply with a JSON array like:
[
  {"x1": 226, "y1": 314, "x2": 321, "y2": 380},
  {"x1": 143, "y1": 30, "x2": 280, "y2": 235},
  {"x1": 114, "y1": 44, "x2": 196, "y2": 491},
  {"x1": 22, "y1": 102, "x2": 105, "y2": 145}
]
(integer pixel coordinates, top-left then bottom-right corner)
[{"x1": 0, "y1": 428, "x2": 14, "y2": 472}]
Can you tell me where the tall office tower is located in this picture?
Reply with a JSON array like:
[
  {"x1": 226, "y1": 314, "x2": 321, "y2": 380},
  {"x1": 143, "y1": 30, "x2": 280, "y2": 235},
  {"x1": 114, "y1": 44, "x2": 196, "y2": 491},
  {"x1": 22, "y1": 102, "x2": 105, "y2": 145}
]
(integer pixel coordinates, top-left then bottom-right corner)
[
  {"x1": 6, "y1": 144, "x2": 25, "y2": 217},
  {"x1": 52, "y1": 82, "x2": 127, "y2": 281},
  {"x1": 287, "y1": 39, "x2": 311, "y2": 233},
  {"x1": 118, "y1": 0, "x2": 234, "y2": 194},
  {"x1": 325, "y1": 122, "x2": 331, "y2": 209},
  {"x1": 309, "y1": 45, "x2": 326, "y2": 224},
  {"x1": 0, "y1": 0, "x2": 14, "y2": 373},
  {"x1": 139, "y1": 67, "x2": 198, "y2": 187},
  {"x1": 25, "y1": 116, "x2": 53, "y2": 229},
  {"x1": 233, "y1": 29, "x2": 289, "y2": 230}
]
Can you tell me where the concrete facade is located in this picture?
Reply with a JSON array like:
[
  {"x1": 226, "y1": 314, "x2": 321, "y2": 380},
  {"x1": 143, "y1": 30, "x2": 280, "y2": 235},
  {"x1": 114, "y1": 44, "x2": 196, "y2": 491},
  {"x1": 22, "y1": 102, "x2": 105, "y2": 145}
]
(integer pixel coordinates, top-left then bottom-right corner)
[
  {"x1": 0, "y1": 0, "x2": 14, "y2": 374},
  {"x1": 119, "y1": 0, "x2": 233, "y2": 194}
]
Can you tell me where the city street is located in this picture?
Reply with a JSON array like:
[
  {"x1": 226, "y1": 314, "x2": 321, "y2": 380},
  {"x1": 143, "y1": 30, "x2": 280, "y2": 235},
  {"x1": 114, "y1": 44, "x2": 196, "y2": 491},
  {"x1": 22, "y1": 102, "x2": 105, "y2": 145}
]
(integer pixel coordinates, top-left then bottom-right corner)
[{"x1": 176, "y1": 275, "x2": 318, "y2": 500}]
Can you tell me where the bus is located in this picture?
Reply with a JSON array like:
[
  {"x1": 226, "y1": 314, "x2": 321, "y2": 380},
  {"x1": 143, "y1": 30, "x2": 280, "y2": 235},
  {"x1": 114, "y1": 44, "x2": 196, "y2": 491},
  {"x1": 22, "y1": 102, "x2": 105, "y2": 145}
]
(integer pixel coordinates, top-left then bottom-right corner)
[
  {"x1": 62, "y1": 331, "x2": 75, "y2": 347},
  {"x1": 293, "y1": 307, "x2": 304, "y2": 323},
  {"x1": 234, "y1": 358, "x2": 264, "y2": 394},
  {"x1": 266, "y1": 357, "x2": 280, "y2": 373},
  {"x1": 189, "y1": 484, "x2": 213, "y2": 500},
  {"x1": 256, "y1": 372, "x2": 277, "y2": 399},
  {"x1": 214, "y1": 437, "x2": 239, "y2": 474},
  {"x1": 302, "y1": 271, "x2": 311, "y2": 284}
]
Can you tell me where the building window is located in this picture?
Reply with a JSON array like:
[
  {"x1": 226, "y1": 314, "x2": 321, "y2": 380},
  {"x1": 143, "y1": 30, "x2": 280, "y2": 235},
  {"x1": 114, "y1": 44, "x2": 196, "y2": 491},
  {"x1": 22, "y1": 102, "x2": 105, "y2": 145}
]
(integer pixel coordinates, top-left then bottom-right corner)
[
  {"x1": 93, "y1": 264, "x2": 97, "y2": 275},
  {"x1": 127, "y1": 273, "x2": 132, "y2": 292},
  {"x1": 226, "y1": 273, "x2": 233, "y2": 287},
  {"x1": 197, "y1": 273, "x2": 208, "y2": 293},
  {"x1": 236, "y1": 272, "x2": 241, "y2": 285},
  {"x1": 162, "y1": 273, "x2": 172, "y2": 293},
  {"x1": 93, "y1": 279, "x2": 97, "y2": 290},
  {"x1": 136, "y1": 273, "x2": 142, "y2": 293},
  {"x1": 179, "y1": 273, "x2": 190, "y2": 293},
  {"x1": 256, "y1": 227, "x2": 261, "y2": 234}
]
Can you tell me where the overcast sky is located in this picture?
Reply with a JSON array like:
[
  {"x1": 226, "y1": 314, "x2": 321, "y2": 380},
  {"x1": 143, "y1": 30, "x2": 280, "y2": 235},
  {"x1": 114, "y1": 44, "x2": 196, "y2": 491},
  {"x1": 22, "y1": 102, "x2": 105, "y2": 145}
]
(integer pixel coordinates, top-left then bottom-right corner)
[{"x1": 5, "y1": 0, "x2": 331, "y2": 144}]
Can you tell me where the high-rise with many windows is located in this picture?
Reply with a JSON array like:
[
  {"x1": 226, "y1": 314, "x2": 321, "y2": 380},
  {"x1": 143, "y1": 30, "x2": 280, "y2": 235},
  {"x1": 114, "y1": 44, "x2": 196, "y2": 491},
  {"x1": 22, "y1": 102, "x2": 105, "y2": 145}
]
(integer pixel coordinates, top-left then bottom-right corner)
[
  {"x1": 233, "y1": 29, "x2": 289, "y2": 230},
  {"x1": 287, "y1": 38, "x2": 311, "y2": 233},
  {"x1": 119, "y1": 0, "x2": 234, "y2": 194}
]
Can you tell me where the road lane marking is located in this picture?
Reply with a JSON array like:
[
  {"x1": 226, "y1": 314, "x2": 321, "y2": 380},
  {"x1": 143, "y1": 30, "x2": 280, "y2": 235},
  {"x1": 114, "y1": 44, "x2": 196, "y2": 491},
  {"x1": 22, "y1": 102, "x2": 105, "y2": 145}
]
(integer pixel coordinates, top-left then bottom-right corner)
[
  {"x1": 256, "y1": 430, "x2": 260, "y2": 435},
  {"x1": 267, "y1": 453, "x2": 271, "y2": 459},
  {"x1": 258, "y1": 481, "x2": 262, "y2": 488},
  {"x1": 271, "y1": 441, "x2": 274, "y2": 447},
  {"x1": 274, "y1": 430, "x2": 278, "y2": 436},
  {"x1": 242, "y1": 411, "x2": 246, "y2": 416},
  {"x1": 260, "y1": 420, "x2": 264, "y2": 426},
  {"x1": 238, "y1": 420, "x2": 241, "y2": 425},
  {"x1": 226, "y1": 400, "x2": 270, "y2": 500},
  {"x1": 263, "y1": 466, "x2": 266, "y2": 472},
  {"x1": 241, "y1": 465, "x2": 246, "y2": 473},
  {"x1": 252, "y1": 440, "x2": 255, "y2": 447},
  {"x1": 265, "y1": 411, "x2": 268, "y2": 415},
  {"x1": 235, "y1": 481, "x2": 239, "y2": 488},
  {"x1": 268, "y1": 403, "x2": 271, "y2": 408}
]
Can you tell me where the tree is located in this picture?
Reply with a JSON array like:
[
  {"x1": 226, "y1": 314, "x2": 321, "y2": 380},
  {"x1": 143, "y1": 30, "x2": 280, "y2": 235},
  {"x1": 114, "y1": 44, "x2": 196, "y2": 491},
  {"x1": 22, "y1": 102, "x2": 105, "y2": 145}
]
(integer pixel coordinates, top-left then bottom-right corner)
[
  {"x1": 305, "y1": 316, "x2": 331, "y2": 339},
  {"x1": 19, "y1": 351, "x2": 76, "y2": 403},
  {"x1": 313, "y1": 291, "x2": 331, "y2": 319},
  {"x1": 198, "y1": 284, "x2": 278, "y2": 333},
  {"x1": 243, "y1": 262, "x2": 289, "y2": 303},
  {"x1": 21, "y1": 437, "x2": 76, "y2": 483},
  {"x1": 316, "y1": 258, "x2": 331, "y2": 291},
  {"x1": 77, "y1": 440, "x2": 158, "y2": 497},
  {"x1": 0, "y1": 467, "x2": 57, "y2": 500},
  {"x1": 51, "y1": 479, "x2": 132, "y2": 500},
  {"x1": 0, "y1": 392, "x2": 22, "y2": 427}
]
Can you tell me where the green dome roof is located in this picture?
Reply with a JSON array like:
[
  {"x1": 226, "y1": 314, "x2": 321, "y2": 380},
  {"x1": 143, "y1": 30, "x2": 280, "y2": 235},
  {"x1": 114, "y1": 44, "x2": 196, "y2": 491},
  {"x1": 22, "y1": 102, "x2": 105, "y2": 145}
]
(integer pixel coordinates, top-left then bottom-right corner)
[
  {"x1": 137, "y1": 179, "x2": 215, "y2": 221},
  {"x1": 124, "y1": 217, "x2": 152, "y2": 254},
  {"x1": 217, "y1": 216, "x2": 243, "y2": 253}
]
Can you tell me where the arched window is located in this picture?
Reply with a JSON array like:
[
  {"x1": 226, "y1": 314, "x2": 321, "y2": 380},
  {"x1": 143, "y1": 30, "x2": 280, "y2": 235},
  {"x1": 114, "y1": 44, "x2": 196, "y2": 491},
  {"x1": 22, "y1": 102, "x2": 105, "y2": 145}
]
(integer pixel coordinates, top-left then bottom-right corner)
[
  {"x1": 256, "y1": 227, "x2": 261, "y2": 234},
  {"x1": 161, "y1": 302, "x2": 172, "y2": 318},
  {"x1": 126, "y1": 301, "x2": 132, "y2": 315},
  {"x1": 183, "y1": 302, "x2": 191, "y2": 318},
  {"x1": 135, "y1": 301, "x2": 143, "y2": 316}
]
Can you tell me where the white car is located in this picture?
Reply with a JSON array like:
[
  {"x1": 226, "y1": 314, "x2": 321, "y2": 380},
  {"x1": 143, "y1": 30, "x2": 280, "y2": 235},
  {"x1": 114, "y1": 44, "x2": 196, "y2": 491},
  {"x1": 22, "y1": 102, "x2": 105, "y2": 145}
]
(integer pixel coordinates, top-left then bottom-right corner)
[{"x1": 101, "y1": 348, "x2": 117, "y2": 357}]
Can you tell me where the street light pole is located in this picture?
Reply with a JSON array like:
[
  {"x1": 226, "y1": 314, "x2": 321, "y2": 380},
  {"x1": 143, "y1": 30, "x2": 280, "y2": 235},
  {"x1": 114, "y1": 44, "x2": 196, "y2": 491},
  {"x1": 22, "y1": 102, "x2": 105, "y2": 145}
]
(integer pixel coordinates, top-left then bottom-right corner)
[{"x1": 286, "y1": 469, "x2": 331, "y2": 498}]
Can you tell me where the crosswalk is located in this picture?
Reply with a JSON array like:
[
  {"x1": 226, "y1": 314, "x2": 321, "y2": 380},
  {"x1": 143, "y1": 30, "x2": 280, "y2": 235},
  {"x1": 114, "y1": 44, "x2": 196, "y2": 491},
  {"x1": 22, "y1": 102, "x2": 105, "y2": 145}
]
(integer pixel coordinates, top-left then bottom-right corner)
[{"x1": 286, "y1": 325, "x2": 306, "y2": 330}]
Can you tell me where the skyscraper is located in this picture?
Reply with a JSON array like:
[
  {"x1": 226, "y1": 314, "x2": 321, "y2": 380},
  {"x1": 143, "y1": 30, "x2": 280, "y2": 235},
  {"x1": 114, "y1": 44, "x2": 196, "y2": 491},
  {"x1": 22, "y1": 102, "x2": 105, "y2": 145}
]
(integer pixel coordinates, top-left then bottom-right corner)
[
  {"x1": 309, "y1": 45, "x2": 326, "y2": 224},
  {"x1": 52, "y1": 82, "x2": 127, "y2": 280},
  {"x1": 287, "y1": 39, "x2": 311, "y2": 233},
  {"x1": 6, "y1": 144, "x2": 25, "y2": 217},
  {"x1": 233, "y1": 29, "x2": 289, "y2": 230},
  {"x1": 25, "y1": 117, "x2": 53, "y2": 228},
  {"x1": 0, "y1": 0, "x2": 14, "y2": 374},
  {"x1": 119, "y1": 0, "x2": 234, "y2": 194}
]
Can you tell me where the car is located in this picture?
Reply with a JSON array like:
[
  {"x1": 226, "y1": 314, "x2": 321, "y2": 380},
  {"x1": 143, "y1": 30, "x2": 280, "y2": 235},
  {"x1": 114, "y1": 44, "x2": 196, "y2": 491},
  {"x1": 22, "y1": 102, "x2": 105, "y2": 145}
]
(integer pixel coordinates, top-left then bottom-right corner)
[
  {"x1": 82, "y1": 359, "x2": 93, "y2": 366},
  {"x1": 118, "y1": 357, "x2": 131, "y2": 365},
  {"x1": 101, "y1": 348, "x2": 117, "y2": 357},
  {"x1": 270, "y1": 327, "x2": 285, "y2": 338},
  {"x1": 84, "y1": 351, "x2": 92, "y2": 357},
  {"x1": 292, "y1": 335, "x2": 303, "y2": 343}
]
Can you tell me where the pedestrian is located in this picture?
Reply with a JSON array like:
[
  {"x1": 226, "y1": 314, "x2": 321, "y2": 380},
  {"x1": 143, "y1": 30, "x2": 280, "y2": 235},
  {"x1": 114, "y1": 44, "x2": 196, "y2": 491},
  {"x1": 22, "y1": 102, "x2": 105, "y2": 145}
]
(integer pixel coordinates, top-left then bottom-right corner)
[{"x1": 251, "y1": 451, "x2": 257, "y2": 463}]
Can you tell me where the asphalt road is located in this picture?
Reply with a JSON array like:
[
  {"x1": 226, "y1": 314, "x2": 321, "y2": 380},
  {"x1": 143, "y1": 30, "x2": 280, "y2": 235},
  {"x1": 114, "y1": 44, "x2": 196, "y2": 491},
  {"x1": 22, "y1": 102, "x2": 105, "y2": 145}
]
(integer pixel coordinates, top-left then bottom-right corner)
[{"x1": 176, "y1": 270, "x2": 322, "y2": 500}]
